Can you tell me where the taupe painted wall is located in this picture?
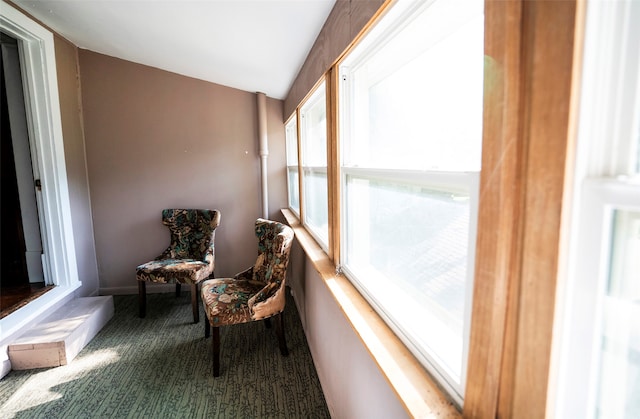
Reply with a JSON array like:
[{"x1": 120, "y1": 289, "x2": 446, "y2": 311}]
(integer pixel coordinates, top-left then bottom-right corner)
[
  {"x1": 54, "y1": 35, "x2": 100, "y2": 298},
  {"x1": 301, "y1": 262, "x2": 408, "y2": 418},
  {"x1": 78, "y1": 50, "x2": 286, "y2": 293}
]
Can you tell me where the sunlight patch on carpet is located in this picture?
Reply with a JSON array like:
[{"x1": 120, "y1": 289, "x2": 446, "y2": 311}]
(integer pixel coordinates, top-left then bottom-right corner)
[{"x1": 1, "y1": 349, "x2": 120, "y2": 415}]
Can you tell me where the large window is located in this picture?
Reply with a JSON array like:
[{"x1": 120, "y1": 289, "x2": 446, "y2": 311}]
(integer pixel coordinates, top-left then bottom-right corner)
[
  {"x1": 554, "y1": 1, "x2": 640, "y2": 417},
  {"x1": 299, "y1": 81, "x2": 329, "y2": 248},
  {"x1": 339, "y1": 0, "x2": 483, "y2": 403},
  {"x1": 284, "y1": 0, "x2": 484, "y2": 406},
  {"x1": 284, "y1": 0, "x2": 615, "y2": 415}
]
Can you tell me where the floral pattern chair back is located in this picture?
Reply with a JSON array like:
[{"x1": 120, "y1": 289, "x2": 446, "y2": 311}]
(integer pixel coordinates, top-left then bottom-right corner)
[
  {"x1": 243, "y1": 218, "x2": 295, "y2": 309},
  {"x1": 159, "y1": 209, "x2": 219, "y2": 264},
  {"x1": 136, "y1": 209, "x2": 221, "y2": 323},
  {"x1": 200, "y1": 218, "x2": 294, "y2": 376}
]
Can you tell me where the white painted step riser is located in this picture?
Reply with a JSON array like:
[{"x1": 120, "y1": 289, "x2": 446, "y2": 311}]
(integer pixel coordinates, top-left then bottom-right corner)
[{"x1": 8, "y1": 296, "x2": 114, "y2": 370}]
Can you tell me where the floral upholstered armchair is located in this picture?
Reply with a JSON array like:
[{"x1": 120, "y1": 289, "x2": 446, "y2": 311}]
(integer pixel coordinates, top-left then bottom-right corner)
[
  {"x1": 136, "y1": 209, "x2": 221, "y2": 323},
  {"x1": 201, "y1": 218, "x2": 294, "y2": 376}
]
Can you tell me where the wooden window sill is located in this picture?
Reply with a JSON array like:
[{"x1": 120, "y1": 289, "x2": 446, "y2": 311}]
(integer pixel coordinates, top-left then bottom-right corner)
[{"x1": 282, "y1": 208, "x2": 461, "y2": 418}]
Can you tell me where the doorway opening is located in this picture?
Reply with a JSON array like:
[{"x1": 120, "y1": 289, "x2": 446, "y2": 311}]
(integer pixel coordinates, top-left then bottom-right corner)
[{"x1": 0, "y1": 31, "x2": 53, "y2": 319}]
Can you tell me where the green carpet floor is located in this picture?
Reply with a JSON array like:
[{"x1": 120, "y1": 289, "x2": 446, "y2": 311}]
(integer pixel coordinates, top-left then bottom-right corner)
[{"x1": 0, "y1": 291, "x2": 330, "y2": 418}]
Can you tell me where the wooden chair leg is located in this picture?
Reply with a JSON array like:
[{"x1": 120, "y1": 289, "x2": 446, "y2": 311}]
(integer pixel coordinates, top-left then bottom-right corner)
[
  {"x1": 191, "y1": 283, "x2": 199, "y2": 323},
  {"x1": 175, "y1": 283, "x2": 181, "y2": 298},
  {"x1": 138, "y1": 281, "x2": 146, "y2": 318},
  {"x1": 274, "y1": 313, "x2": 289, "y2": 356},
  {"x1": 205, "y1": 317, "x2": 210, "y2": 338},
  {"x1": 212, "y1": 326, "x2": 220, "y2": 377}
]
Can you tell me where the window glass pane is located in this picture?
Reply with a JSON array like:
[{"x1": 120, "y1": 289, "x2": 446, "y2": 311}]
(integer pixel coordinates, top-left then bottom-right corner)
[
  {"x1": 343, "y1": 1, "x2": 484, "y2": 171},
  {"x1": 300, "y1": 82, "x2": 328, "y2": 246},
  {"x1": 301, "y1": 88, "x2": 327, "y2": 167},
  {"x1": 339, "y1": 0, "x2": 483, "y2": 401},
  {"x1": 596, "y1": 210, "x2": 640, "y2": 418},
  {"x1": 288, "y1": 167, "x2": 299, "y2": 214},
  {"x1": 285, "y1": 118, "x2": 300, "y2": 214},
  {"x1": 344, "y1": 175, "x2": 471, "y2": 379},
  {"x1": 303, "y1": 169, "x2": 328, "y2": 245},
  {"x1": 285, "y1": 118, "x2": 298, "y2": 165}
]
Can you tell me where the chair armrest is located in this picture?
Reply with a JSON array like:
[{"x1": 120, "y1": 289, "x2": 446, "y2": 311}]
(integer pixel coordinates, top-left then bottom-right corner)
[
  {"x1": 248, "y1": 281, "x2": 286, "y2": 319},
  {"x1": 233, "y1": 267, "x2": 254, "y2": 281},
  {"x1": 248, "y1": 281, "x2": 277, "y2": 307}
]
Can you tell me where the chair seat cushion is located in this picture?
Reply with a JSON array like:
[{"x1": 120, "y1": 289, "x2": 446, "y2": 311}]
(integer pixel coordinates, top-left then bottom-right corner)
[
  {"x1": 136, "y1": 258, "x2": 210, "y2": 285},
  {"x1": 201, "y1": 278, "x2": 265, "y2": 326}
]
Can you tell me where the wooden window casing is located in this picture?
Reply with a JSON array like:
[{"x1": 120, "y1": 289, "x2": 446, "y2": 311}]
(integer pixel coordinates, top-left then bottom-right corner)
[
  {"x1": 465, "y1": 1, "x2": 582, "y2": 417},
  {"x1": 283, "y1": 1, "x2": 583, "y2": 416}
]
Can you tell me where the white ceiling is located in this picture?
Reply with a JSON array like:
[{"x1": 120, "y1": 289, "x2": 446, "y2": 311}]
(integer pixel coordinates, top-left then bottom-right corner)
[{"x1": 12, "y1": 0, "x2": 336, "y2": 99}]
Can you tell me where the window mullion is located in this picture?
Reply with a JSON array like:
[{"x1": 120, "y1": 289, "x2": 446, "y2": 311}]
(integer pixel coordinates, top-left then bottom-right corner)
[
  {"x1": 328, "y1": 67, "x2": 341, "y2": 264},
  {"x1": 295, "y1": 109, "x2": 304, "y2": 221}
]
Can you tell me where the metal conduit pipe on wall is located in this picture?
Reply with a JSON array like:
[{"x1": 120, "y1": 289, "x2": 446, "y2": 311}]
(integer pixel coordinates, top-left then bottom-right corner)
[{"x1": 256, "y1": 92, "x2": 269, "y2": 219}]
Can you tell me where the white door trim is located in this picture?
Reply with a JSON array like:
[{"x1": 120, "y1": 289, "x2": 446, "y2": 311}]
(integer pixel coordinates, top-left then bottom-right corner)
[{"x1": 0, "y1": 1, "x2": 81, "y2": 340}]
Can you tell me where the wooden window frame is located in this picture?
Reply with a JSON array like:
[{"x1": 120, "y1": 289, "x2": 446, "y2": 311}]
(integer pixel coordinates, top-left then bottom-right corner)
[
  {"x1": 464, "y1": 1, "x2": 582, "y2": 417},
  {"x1": 283, "y1": 1, "x2": 583, "y2": 416}
]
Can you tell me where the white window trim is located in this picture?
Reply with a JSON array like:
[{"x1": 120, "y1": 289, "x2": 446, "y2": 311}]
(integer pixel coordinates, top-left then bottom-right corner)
[
  {"x1": 550, "y1": 0, "x2": 640, "y2": 417},
  {"x1": 556, "y1": 179, "x2": 640, "y2": 418},
  {"x1": 0, "y1": 1, "x2": 81, "y2": 340}
]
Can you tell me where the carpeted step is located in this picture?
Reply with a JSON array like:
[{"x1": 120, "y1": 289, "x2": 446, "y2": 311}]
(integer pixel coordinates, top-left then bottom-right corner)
[{"x1": 7, "y1": 296, "x2": 114, "y2": 370}]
